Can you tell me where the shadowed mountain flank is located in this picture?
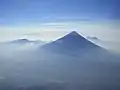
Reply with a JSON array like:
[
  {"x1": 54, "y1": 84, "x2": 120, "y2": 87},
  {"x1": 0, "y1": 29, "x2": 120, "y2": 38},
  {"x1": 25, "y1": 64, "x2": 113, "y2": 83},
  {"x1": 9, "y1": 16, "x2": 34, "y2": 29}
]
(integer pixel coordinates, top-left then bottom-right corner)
[{"x1": 41, "y1": 31, "x2": 104, "y2": 54}]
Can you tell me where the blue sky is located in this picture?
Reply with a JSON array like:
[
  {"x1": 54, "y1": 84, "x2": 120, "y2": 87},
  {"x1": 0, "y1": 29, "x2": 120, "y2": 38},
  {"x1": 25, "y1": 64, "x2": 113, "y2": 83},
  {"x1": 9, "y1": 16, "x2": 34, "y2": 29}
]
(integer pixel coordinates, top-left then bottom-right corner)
[
  {"x1": 1, "y1": 0, "x2": 120, "y2": 26},
  {"x1": 0, "y1": 0, "x2": 120, "y2": 42}
]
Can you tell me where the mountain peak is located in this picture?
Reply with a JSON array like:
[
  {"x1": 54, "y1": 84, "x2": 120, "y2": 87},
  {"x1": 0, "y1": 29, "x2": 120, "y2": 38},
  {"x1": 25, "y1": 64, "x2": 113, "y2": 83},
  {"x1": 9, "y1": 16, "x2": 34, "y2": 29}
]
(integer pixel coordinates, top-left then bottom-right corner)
[
  {"x1": 42, "y1": 31, "x2": 101, "y2": 53},
  {"x1": 62, "y1": 31, "x2": 85, "y2": 41},
  {"x1": 68, "y1": 31, "x2": 80, "y2": 36}
]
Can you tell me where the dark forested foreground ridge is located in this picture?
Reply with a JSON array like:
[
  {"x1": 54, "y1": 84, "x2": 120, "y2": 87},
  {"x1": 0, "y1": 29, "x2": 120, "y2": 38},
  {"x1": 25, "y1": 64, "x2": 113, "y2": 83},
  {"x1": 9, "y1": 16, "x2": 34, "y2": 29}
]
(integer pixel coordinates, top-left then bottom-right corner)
[{"x1": 0, "y1": 31, "x2": 120, "y2": 90}]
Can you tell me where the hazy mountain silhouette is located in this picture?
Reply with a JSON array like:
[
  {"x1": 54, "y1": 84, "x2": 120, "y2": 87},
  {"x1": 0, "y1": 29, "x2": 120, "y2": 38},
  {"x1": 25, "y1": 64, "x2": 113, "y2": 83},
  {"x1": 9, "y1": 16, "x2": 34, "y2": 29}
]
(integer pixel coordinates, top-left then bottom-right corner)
[
  {"x1": 41, "y1": 31, "x2": 106, "y2": 55},
  {"x1": 11, "y1": 39, "x2": 31, "y2": 44},
  {"x1": 10, "y1": 39, "x2": 44, "y2": 45},
  {"x1": 10, "y1": 39, "x2": 39, "y2": 44},
  {"x1": 37, "y1": 31, "x2": 119, "y2": 63},
  {"x1": 87, "y1": 36, "x2": 99, "y2": 41}
]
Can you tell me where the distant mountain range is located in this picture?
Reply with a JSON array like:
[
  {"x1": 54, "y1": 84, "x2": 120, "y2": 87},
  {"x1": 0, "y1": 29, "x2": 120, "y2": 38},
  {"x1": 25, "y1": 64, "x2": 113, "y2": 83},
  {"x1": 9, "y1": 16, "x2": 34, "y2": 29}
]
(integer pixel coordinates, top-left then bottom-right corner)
[{"x1": 10, "y1": 39, "x2": 45, "y2": 45}]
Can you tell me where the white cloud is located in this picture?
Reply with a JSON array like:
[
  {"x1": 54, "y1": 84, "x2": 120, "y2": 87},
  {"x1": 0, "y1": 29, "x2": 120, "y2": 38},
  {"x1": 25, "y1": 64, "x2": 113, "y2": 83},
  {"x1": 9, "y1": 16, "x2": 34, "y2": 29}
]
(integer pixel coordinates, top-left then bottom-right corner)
[{"x1": 0, "y1": 20, "x2": 120, "y2": 42}]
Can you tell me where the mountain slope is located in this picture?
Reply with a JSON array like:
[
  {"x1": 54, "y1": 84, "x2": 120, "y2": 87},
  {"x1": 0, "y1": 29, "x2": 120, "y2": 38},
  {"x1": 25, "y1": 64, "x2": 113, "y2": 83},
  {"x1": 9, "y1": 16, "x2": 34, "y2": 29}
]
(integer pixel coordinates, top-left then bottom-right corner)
[
  {"x1": 37, "y1": 31, "x2": 119, "y2": 62},
  {"x1": 41, "y1": 31, "x2": 105, "y2": 54}
]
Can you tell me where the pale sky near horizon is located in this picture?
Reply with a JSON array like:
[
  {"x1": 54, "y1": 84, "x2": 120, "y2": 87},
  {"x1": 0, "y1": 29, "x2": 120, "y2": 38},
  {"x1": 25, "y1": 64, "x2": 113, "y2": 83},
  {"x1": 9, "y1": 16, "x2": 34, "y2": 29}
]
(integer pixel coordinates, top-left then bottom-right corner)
[{"x1": 0, "y1": 0, "x2": 120, "y2": 42}]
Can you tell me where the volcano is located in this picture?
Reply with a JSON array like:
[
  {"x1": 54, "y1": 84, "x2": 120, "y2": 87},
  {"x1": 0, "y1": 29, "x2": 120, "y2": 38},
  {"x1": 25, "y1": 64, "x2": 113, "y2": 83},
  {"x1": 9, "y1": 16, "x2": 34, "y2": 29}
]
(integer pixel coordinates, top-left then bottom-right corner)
[{"x1": 41, "y1": 31, "x2": 103, "y2": 54}]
